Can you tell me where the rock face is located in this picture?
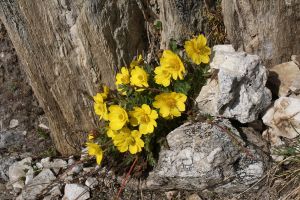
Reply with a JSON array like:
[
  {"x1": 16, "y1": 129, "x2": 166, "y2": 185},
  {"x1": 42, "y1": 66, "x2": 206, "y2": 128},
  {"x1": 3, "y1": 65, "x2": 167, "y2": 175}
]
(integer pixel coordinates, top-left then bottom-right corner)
[
  {"x1": 147, "y1": 119, "x2": 266, "y2": 193},
  {"x1": 222, "y1": 0, "x2": 300, "y2": 67},
  {"x1": 0, "y1": 0, "x2": 147, "y2": 155},
  {"x1": 262, "y1": 97, "x2": 300, "y2": 146},
  {"x1": 268, "y1": 61, "x2": 300, "y2": 97},
  {"x1": 196, "y1": 45, "x2": 272, "y2": 123}
]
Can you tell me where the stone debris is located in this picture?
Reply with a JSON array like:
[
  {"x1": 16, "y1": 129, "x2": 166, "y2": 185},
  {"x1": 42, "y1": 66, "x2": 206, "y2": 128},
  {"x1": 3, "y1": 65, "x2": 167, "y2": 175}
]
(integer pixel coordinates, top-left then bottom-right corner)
[
  {"x1": 196, "y1": 45, "x2": 272, "y2": 123},
  {"x1": 268, "y1": 61, "x2": 300, "y2": 97},
  {"x1": 0, "y1": 130, "x2": 24, "y2": 149},
  {"x1": 262, "y1": 97, "x2": 300, "y2": 146},
  {"x1": 40, "y1": 157, "x2": 67, "y2": 174},
  {"x1": 9, "y1": 119, "x2": 19, "y2": 129},
  {"x1": 146, "y1": 119, "x2": 266, "y2": 193},
  {"x1": 85, "y1": 177, "x2": 98, "y2": 189},
  {"x1": 21, "y1": 169, "x2": 56, "y2": 200},
  {"x1": 0, "y1": 155, "x2": 17, "y2": 181},
  {"x1": 63, "y1": 184, "x2": 90, "y2": 200},
  {"x1": 8, "y1": 157, "x2": 32, "y2": 189},
  {"x1": 187, "y1": 193, "x2": 203, "y2": 200}
]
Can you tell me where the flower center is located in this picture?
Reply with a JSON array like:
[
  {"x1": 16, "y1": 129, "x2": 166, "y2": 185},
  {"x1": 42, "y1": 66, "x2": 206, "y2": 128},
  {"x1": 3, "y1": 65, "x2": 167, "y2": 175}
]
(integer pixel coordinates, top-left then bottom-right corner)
[
  {"x1": 138, "y1": 75, "x2": 144, "y2": 81},
  {"x1": 126, "y1": 136, "x2": 135, "y2": 146},
  {"x1": 166, "y1": 98, "x2": 176, "y2": 108},
  {"x1": 118, "y1": 113, "x2": 124, "y2": 120},
  {"x1": 140, "y1": 114, "x2": 150, "y2": 124},
  {"x1": 121, "y1": 76, "x2": 129, "y2": 83}
]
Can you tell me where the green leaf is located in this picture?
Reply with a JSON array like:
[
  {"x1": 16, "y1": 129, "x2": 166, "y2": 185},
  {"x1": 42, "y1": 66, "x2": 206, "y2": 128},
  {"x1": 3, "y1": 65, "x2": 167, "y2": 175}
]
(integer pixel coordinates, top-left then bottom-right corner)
[
  {"x1": 154, "y1": 20, "x2": 162, "y2": 30},
  {"x1": 169, "y1": 39, "x2": 178, "y2": 52},
  {"x1": 173, "y1": 80, "x2": 191, "y2": 95}
]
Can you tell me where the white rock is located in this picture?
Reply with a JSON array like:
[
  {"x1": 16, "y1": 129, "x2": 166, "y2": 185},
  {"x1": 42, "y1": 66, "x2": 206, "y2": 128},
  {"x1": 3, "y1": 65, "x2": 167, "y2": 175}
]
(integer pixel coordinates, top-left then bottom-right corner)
[
  {"x1": 63, "y1": 184, "x2": 90, "y2": 200},
  {"x1": 21, "y1": 169, "x2": 56, "y2": 200},
  {"x1": 187, "y1": 193, "x2": 202, "y2": 200},
  {"x1": 38, "y1": 123, "x2": 50, "y2": 130},
  {"x1": 268, "y1": 61, "x2": 300, "y2": 97},
  {"x1": 9, "y1": 119, "x2": 19, "y2": 129},
  {"x1": 49, "y1": 185, "x2": 61, "y2": 197},
  {"x1": 8, "y1": 157, "x2": 32, "y2": 189},
  {"x1": 196, "y1": 45, "x2": 272, "y2": 123},
  {"x1": 41, "y1": 157, "x2": 67, "y2": 173},
  {"x1": 147, "y1": 120, "x2": 266, "y2": 192},
  {"x1": 85, "y1": 177, "x2": 98, "y2": 188},
  {"x1": 67, "y1": 164, "x2": 83, "y2": 175},
  {"x1": 24, "y1": 168, "x2": 34, "y2": 185},
  {"x1": 262, "y1": 97, "x2": 300, "y2": 146}
]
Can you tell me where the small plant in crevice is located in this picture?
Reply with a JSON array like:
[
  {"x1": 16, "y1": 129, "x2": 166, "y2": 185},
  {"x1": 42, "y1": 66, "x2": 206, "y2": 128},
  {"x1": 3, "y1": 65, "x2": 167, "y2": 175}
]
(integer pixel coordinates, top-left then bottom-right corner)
[{"x1": 84, "y1": 34, "x2": 211, "y2": 176}]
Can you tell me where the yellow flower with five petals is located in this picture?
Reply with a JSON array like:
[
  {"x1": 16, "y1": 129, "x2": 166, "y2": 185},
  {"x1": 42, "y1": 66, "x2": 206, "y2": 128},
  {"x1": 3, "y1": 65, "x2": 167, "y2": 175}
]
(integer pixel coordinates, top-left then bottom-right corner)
[
  {"x1": 184, "y1": 34, "x2": 211, "y2": 65},
  {"x1": 86, "y1": 142, "x2": 103, "y2": 165},
  {"x1": 108, "y1": 105, "x2": 128, "y2": 130}
]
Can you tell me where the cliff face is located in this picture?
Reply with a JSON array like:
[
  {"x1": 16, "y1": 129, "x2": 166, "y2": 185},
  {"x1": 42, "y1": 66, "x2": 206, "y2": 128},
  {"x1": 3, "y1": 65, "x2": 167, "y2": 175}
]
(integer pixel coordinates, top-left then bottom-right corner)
[{"x1": 222, "y1": 0, "x2": 300, "y2": 67}]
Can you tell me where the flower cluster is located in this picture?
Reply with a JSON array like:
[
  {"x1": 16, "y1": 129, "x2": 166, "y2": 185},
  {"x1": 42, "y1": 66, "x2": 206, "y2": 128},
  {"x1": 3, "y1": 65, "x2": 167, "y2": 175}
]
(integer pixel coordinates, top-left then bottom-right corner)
[{"x1": 86, "y1": 34, "x2": 211, "y2": 165}]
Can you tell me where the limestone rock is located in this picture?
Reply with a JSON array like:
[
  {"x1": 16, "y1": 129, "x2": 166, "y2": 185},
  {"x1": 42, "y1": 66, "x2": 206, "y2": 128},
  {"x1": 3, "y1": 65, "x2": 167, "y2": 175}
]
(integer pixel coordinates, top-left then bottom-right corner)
[
  {"x1": 9, "y1": 119, "x2": 19, "y2": 128},
  {"x1": 0, "y1": 155, "x2": 17, "y2": 181},
  {"x1": 8, "y1": 157, "x2": 32, "y2": 189},
  {"x1": 146, "y1": 120, "x2": 266, "y2": 193},
  {"x1": 196, "y1": 45, "x2": 272, "y2": 123},
  {"x1": 268, "y1": 61, "x2": 300, "y2": 97},
  {"x1": 292, "y1": 54, "x2": 300, "y2": 66},
  {"x1": 0, "y1": 131, "x2": 24, "y2": 149},
  {"x1": 85, "y1": 177, "x2": 98, "y2": 189},
  {"x1": 40, "y1": 157, "x2": 67, "y2": 174},
  {"x1": 63, "y1": 184, "x2": 90, "y2": 200},
  {"x1": 21, "y1": 169, "x2": 56, "y2": 200},
  {"x1": 262, "y1": 97, "x2": 300, "y2": 146}
]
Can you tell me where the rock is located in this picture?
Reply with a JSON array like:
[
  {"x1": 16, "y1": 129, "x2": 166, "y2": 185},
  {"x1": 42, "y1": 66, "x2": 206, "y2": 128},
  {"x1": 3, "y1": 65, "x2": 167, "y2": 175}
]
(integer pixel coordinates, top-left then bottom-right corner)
[
  {"x1": 262, "y1": 97, "x2": 300, "y2": 146},
  {"x1": 38, "y1": 123, "x2": 49, "y2": 130},
  {"x1": 268, "y1": 61, "x2": 300, "y2": 97},
  {"x1": 0, "y1": 131, "x2": 25, "y2": 149},
  {"x1": 85, "y1": 177, "x2": 98, "y2": 189},
  {"x1": 0, "y1": 155, "x2": 17, "y2": 181},
  {"x1": 292, "y1": 54, "x2": 300, "y2": 66},
  {"x1": 187, "y1": 193, "x2": 202, "y2": 200},
  {"x1": 146, "y1": 119, "x2": 266, "y2": 194},
  {"x1": 165, "y1": 191, "x2": 178, "y2": 200},
  {"x1": 67, "y1": 164, "x2": 83, "y2": 175},
  {"x1": 196, "y1": 45, "x2": 272, "y2": 123},
  {"x1": 63, "y1": 184, "x2": 90, "y2": 200},
  {"x1": 40, "y1": 157, "x2": 67, "y2": 174},
  {"x1": 24, "y1": 168, "x2": 34, "y2": 185},
  {"x1": 21, "y1": 169, "x2": 56, "y2": 200},
  {"x1": 49, "y1": 185, "x2": 62, "y2": 198},
  {"x1": 8, "y1": 157, "x2": 32, "y2": 189},
  {"x1": 9, "y1": 119, "x2": 19, "y2": 128}
]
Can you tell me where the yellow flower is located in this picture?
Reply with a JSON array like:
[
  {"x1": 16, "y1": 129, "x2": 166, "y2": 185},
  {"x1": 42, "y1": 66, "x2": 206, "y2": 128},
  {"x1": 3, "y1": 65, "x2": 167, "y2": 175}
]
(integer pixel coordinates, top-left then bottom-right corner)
[
  {"x1": 116, "y1": 67, "x2": 130, "y2": 94},
  {"x1": 107, "y1": 127, "x2": 118, "y2": 138},
  {"x1": 113, "y1": 127, "x2": 144, "y2": 154},
  {"x1": 88, "y1": 133, "x2": 94, "y2": 141},
  {"x1": 129, "y1": 104, "x2": 158, "y2": 134},
  {"x1": 130, "y1": 54, "x2": 143, "y2": 69},
  {"x1": 184, "y1": 34, "x2": 211, "y2": 65},
  {"x1": 159, "y1": 50, "x2": 185, "y2": 80},
  {"x1": 100, "y1": 85, "x2": 109, "y2": 100},
  {"x1": 153, "y1": 92, "x2": 187, "y2": 119},
  {"x1": 154, "y1": 66, "x2": 172, "y2": 87},
  {"x1": 93, "y1": 93, "x2": 108, "y2": 120},
  {"x1": 130, "y1": 66, "x2": 149, "y2": 88},
  {"x1": 108, "y1": 105, "x2": 128, "y2": 130},
  {"x1": 86, "y1": 142, "x2": 103, "y2": 165}
]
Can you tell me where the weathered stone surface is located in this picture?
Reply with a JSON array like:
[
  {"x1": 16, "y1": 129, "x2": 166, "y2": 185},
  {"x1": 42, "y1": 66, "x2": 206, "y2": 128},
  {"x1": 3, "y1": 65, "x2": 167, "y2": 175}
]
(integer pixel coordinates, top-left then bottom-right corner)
[
  {"x1": 222, "y1": 0, "x2": 300, "y2": 67},
  {"x1": 9, "y1": 119, "x2": 19, "y2": 128},
  {"x1": 196, "y1": 45, "x2": 272, "y2": 123},
  {"x1": 8, "y1": 157, "x2": 32, "y2": 189},
  {"x1": 40, "y1": 157, "x2": 67, "y2": 174},
  {"x1": 63, "y1": 184, "x2": 90, "y2": 200},
  {"x1": 0, "y1": 130, "x2": 24, "y2": 149},
  {"x1": 262, "y1": 97, "x2": 300, "y2": 146},
  {"x1": 146, "y1": 119, "x2": 266, "y2": 193},
  {"x1": 0, "y1": 155, "x2": 17, "y2": 181},
  {"x1": 21, "y1": 169, "x2": 56, "y2": 200},
  {"x1": 268, "y1": 61, "x2": 300, "y2": 97},
  {"x1": 0, "y1": 0, "x2": 147, "y2": 155},
  {"x1": 292, "y1": 54, "x2": 300, "y2": 66},
  {"x1": 85, "y1": 177, "x2": 98, "y2": 189}
]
